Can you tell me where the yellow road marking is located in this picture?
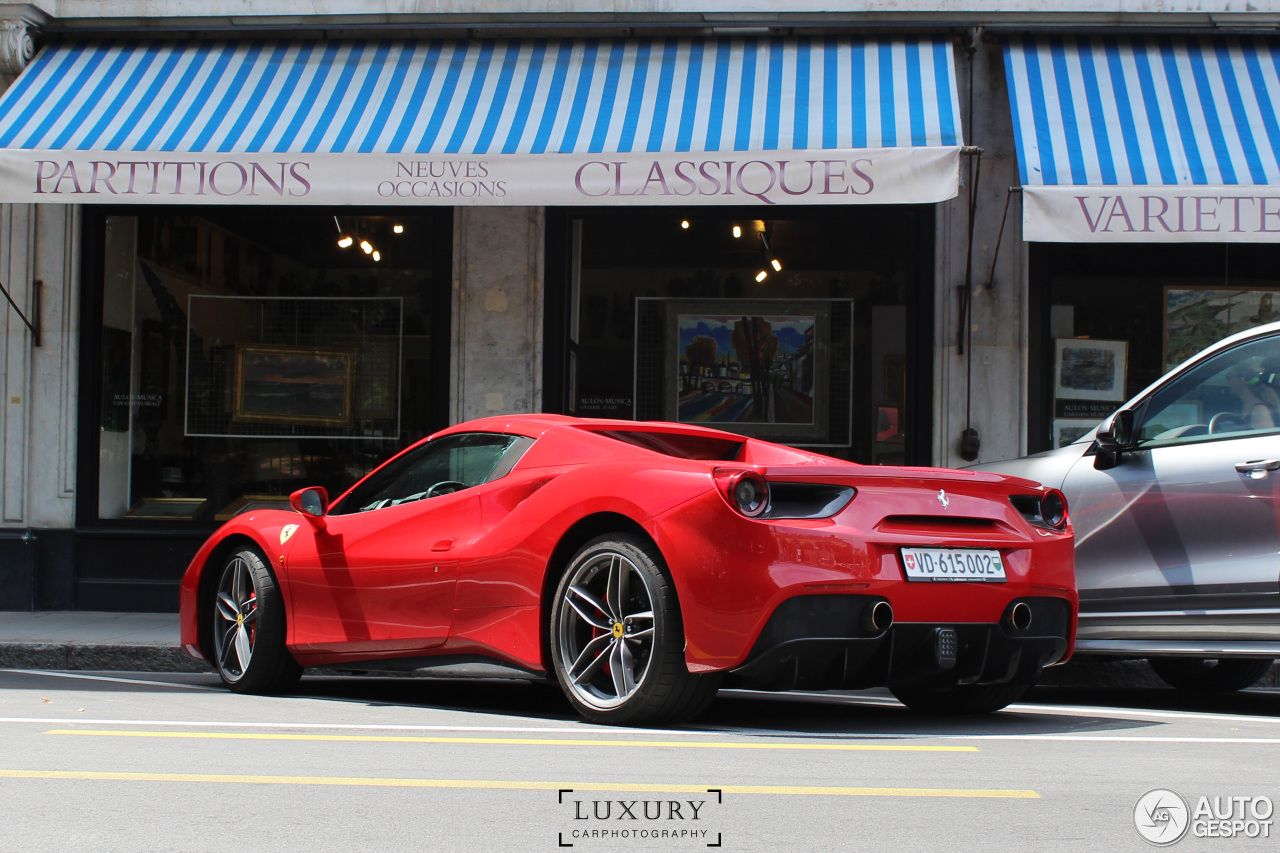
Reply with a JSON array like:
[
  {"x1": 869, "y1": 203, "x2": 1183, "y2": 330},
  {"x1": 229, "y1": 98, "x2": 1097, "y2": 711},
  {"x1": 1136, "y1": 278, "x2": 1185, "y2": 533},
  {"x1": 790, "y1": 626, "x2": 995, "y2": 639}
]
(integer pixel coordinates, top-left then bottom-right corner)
[
  {"x1": 0, "y1": 769, "x2": 1037, "y2": 798},
  {"x1": 44, "y1": 730, "x2": 976, "y2": 752}
]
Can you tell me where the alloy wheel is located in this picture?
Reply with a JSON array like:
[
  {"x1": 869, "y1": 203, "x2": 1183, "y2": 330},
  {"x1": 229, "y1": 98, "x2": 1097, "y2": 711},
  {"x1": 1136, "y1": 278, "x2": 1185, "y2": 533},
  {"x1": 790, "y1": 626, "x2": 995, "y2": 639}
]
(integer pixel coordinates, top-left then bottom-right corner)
[
  {"x1": 555, "y1": 550, "x2": 657, "y2": 710},
  {"x1": 213, "y1": 554, "x2": 260, "y2": 681}
]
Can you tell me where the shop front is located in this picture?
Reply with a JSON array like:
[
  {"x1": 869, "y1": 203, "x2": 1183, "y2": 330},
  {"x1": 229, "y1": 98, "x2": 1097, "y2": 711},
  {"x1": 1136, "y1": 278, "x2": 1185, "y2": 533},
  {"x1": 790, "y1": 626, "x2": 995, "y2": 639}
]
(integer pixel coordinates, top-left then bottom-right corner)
[
  {"x1": 0, "y1": 34, "x2": 964, "y2": 610},
  {"x1": 1002, "y1": 36, "x2": 1280, "y2": 450}
]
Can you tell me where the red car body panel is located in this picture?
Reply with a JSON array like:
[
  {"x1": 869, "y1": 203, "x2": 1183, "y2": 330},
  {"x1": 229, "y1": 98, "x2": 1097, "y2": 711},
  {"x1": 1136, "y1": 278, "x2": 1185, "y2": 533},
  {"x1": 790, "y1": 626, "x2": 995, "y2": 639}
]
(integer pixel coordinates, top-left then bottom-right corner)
[{"x1": 181, "y1": 415, "x2": 1077, "y2": 681}]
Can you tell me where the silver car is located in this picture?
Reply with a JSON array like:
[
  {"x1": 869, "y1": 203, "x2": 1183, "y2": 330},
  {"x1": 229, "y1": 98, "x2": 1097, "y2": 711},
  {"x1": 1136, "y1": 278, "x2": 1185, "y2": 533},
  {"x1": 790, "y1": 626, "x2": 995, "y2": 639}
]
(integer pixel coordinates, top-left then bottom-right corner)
[{"x1": 976, "y1": 320, "x2": 1280, "y2": 692}]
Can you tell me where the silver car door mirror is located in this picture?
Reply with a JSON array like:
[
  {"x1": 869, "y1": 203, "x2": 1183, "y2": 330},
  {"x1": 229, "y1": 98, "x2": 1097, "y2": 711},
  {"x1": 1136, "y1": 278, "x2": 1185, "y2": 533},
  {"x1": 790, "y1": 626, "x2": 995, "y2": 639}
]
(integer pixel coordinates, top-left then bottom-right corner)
[{"x1": 1094, "y1": 409, "x2": 1135, "y2": 470}]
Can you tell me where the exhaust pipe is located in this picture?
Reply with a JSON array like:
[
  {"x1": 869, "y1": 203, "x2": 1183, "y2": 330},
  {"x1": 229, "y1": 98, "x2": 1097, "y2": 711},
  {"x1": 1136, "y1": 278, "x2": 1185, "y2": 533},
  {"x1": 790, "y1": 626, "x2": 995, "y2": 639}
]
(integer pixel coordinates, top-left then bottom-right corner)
[
  {"x1": 1007, "y1": 602, "x2": 1033, "y2": 631},
  {"x1": 862, "y1": 600, "x2": 894, "y2": 634}
]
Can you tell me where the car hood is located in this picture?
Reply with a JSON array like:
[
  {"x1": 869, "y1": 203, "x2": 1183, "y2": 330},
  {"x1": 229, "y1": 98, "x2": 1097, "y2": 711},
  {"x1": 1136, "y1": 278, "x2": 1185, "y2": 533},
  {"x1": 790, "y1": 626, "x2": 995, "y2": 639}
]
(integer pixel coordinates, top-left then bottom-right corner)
[{"x1": 968, "y1": 440, "x2": 1092, "y2": 491}]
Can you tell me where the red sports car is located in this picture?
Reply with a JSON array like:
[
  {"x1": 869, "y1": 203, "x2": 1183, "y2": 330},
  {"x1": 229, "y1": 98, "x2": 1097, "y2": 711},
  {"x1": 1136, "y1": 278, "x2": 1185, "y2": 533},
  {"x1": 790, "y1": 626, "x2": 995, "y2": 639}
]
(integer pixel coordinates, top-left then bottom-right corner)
[{"x1": 180, "y1": 415, "x2": 1076, "y2": 723}]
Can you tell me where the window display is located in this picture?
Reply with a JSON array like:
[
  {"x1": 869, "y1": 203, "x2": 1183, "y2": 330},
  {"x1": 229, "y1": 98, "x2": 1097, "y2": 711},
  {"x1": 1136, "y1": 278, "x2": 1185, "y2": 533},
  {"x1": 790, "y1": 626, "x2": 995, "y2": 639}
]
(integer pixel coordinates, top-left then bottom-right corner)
[{"x1": 89, "y1": 209, "x2": 449, "y2": 524}]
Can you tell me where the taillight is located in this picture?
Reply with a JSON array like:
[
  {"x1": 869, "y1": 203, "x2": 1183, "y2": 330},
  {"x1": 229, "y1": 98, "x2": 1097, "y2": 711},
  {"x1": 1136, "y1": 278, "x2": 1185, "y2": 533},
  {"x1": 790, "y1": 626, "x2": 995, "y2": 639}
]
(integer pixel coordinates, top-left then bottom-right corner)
[
  {"x1": 1010, "y1": 490, "x2": 1069, "y2": 531},
  {"x1": 1040, "y1": 489, "x2": 1068, "y2": 529},
  {"x1": 717, "y1": 470, "x2": 770, "y2": 517}
]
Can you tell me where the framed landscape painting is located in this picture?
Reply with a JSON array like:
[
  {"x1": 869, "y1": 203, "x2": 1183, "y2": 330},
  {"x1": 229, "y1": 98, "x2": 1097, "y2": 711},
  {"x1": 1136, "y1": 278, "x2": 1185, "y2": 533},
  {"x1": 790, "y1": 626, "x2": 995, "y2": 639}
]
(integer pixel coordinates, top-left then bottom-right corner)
[
  {"x1": 232, "y1": 344, "x2": 355, "y2": 428},
  {"x1": 663, "y1": 299, "x2": 831, "y2": 443},
  {"x1": 1054, "y1": 338, "x2": 1128, "y2": 402}
]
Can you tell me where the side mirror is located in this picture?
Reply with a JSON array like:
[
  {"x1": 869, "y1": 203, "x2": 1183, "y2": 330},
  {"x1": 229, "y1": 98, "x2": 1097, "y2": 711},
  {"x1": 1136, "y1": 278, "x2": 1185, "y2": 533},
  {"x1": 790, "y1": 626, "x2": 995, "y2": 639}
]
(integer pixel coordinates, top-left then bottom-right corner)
[
  {"x1": 1094, "y1": 410, "x2": 1135, "y2": 470},
  {"x1": 290, "y1": 487, "x2": 329, "y2": 519}
]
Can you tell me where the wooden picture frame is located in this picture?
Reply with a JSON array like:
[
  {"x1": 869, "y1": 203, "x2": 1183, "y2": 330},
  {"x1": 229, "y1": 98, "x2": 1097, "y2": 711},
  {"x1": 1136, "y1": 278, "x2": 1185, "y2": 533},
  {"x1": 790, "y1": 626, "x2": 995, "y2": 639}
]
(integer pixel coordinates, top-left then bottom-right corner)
[
  {"x1": 1054, "y1": 338, "x2": 1128, "y2": 403},
  {"x1": 232, "y1": 344, "x2": 355, "y2": 428},
  {"x1": 124, "y1": 497, "x2": 208, "y2": 520},
  {"x1": 664, "y1": 299, "x2": 830, "y2": 443},
  {"x1": 214, "y1": 494, "x2": 294, "y2": 522}
]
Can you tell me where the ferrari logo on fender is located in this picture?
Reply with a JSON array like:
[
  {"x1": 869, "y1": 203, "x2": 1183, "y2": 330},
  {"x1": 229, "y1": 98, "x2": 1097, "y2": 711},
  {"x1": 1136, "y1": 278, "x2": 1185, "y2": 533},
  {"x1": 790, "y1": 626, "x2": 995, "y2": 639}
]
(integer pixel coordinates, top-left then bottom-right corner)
[
  {"x1": 280, "y1": 524, "x2": 299, "y2": 545},
  {"x1": 937, "y1": 490, "x2": 950, "y2": 510}
]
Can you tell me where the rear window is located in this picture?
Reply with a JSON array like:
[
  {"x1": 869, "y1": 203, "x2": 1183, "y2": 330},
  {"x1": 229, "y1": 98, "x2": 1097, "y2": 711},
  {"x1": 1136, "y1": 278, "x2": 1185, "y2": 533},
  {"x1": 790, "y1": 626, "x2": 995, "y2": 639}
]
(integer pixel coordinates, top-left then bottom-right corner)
[{"x1": 594, "y1": 430, "x2": 743, "y2": 461}]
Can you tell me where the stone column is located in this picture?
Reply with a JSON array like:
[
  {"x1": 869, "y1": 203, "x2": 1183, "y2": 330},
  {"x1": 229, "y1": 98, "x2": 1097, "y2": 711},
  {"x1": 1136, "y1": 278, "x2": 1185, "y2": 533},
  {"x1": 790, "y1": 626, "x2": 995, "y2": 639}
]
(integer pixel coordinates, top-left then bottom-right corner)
[
  {"x1": 934, "y1": 36, "x2": 1028, "y2": 468},
  {"x1": 450, "y1": 207, "x2": 545, "y2": 423}
]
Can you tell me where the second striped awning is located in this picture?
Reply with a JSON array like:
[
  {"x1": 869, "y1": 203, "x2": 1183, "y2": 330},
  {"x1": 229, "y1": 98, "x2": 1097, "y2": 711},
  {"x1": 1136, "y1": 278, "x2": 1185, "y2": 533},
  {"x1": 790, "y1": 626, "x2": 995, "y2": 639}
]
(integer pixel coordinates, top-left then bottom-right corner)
[{"x1": 1005, "y1": 36, "x2": 1280, "y2": 242}]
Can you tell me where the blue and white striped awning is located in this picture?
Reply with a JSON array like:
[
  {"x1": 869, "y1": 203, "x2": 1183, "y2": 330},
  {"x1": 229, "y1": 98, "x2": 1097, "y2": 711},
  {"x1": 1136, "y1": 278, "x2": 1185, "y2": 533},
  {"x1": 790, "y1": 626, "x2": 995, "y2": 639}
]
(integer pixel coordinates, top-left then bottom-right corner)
[
  {"x1": 0, "y1": 37, "x2": 963, "y2": 206},
  {"x1": 1005, "y1": 37, "x2": 1280, "y2": 241}
]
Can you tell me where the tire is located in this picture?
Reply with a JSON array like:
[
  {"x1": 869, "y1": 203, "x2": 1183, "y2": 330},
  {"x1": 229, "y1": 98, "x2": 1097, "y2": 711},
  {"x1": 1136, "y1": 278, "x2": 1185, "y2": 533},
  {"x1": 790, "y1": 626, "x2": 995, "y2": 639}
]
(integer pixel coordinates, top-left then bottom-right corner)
[
  {"x1": 890, "y1": 682, "x2": 1030, "y2": 715},
  {"x1": 211, "y1": 546, "x2": 302, "y2": 694},
  {"x1": 549, "y1": 533, "x2": 719, "y2": 725},
  {"x1": 1148, "y1": 657, "x2": 1273, "y2": 693}
]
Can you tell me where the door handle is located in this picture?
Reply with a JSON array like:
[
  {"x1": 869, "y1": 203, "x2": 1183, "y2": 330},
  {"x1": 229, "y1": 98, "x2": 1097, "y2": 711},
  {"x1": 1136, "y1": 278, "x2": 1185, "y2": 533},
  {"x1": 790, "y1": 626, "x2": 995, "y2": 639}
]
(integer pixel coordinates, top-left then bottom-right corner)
[
  {"x1": 1234, "y1": 459, "x2": 1280, "y2": 479},
  {"x1": 431, "y1": 539, "x2": 453, "y2": 552}
]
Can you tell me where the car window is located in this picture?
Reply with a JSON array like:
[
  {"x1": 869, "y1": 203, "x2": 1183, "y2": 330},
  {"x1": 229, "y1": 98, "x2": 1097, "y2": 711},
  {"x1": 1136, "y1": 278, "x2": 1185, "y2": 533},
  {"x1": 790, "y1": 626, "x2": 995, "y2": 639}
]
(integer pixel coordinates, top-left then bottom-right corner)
[
  {"x1": 1137, "y1": 335, "x2": 1280, "y2": 448},
  {"x1": 332, "y1": 433, "x2": 525, "y2": 514}
]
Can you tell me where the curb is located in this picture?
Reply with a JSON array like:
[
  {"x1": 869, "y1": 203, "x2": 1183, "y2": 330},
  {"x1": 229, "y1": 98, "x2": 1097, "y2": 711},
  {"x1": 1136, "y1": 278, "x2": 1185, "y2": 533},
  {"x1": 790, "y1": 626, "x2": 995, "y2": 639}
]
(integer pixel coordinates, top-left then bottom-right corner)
[{"x1": 0, "y1": 643, "x2": 212, "y2": 673}]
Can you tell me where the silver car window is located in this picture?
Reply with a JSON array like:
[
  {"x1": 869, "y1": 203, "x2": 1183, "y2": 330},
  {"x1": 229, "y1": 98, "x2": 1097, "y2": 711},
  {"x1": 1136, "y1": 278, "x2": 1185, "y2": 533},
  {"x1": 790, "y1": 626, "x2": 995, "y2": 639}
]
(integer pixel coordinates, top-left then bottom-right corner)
[{"x1": 1138, "y1": 335, "x2": 1280, "y2": 447}]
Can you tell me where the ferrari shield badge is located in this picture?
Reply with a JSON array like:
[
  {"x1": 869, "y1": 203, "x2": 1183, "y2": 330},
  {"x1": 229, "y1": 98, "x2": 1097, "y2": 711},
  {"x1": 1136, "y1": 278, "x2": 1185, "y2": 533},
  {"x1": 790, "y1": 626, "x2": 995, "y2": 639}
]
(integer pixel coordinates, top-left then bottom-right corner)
[{"x1": 280, "y1": 524, "x2": 299, "y2": 545}]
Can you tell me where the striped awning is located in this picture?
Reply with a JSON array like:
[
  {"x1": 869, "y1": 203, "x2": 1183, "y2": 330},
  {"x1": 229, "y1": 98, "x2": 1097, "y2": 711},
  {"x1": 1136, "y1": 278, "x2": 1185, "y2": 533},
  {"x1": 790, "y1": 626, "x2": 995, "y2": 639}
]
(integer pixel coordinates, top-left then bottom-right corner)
[
  {"x1": 1005, "y1": 36, "x2": 1280, "y2": 242},
  {"x1": 0, "y1": 36, "x2": 963, "y2": 207}
]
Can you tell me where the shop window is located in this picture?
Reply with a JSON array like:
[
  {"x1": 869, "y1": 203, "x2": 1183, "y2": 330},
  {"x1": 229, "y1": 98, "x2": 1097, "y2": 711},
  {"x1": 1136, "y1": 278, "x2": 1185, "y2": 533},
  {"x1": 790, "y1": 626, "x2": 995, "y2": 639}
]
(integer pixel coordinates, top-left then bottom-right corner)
[
  {"x1": 1034, "y1": 244, "x2": 1280, "y2": 452},
  {"x1": 88, "y1": 210, "x2": 449, "y2": 524},
  {"x1": 564, "y1": 209, "x2": 927, "y2": 463}
]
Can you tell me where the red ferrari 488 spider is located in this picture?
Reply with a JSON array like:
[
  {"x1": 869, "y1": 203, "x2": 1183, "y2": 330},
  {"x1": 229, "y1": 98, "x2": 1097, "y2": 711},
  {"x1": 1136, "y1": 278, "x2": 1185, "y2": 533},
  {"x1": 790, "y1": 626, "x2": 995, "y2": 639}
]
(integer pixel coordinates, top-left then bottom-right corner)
[{"x1": 180, "y1": 415, "x2": 1076, "y2": 723}]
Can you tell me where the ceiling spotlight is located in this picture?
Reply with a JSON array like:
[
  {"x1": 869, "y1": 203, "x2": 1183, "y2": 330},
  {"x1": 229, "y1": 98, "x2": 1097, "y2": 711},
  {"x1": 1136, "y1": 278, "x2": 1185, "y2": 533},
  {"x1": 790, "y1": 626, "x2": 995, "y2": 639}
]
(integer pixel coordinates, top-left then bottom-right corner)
[
  {"x1": 755, "y1": 270, "x2": 768, "y2": 282},
  {"x1": 360, "y1": 240, "x2": 373, "y2": 254},
  {"x1": 680, "y1": 220, "x2": 690, "y2": 230},
  {"x1": 771, "y1": 259, "x2": 782, "y2": 272},
  {"x1": 732, "y1": 224, "x2": 742, "y2": 238},
  {"x1": 372, "y1": 250, "x2": 381, "y2": 262},
  {"x1": 337, "y1": 235, "x2": 353, "y2": 248},
  {"x1": 393, "y1": 224, "x2": 404, "y2": 234}
]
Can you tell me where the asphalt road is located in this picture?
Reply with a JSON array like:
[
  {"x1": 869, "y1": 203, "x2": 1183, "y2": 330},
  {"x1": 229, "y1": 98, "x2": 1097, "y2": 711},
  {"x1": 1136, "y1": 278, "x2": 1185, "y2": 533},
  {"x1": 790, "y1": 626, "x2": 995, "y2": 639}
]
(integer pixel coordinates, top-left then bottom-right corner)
[{"x1": 1, "y1": 670, "x2": 1278, "y2": 852}]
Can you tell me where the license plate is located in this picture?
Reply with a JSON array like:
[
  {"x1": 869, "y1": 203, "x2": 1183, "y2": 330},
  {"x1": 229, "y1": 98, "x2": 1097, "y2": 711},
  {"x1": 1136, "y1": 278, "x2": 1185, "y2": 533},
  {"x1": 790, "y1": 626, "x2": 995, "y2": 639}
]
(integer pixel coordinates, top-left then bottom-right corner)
[{"x1": 900, "y1": 548, "x2": 1006, "y2": 582}]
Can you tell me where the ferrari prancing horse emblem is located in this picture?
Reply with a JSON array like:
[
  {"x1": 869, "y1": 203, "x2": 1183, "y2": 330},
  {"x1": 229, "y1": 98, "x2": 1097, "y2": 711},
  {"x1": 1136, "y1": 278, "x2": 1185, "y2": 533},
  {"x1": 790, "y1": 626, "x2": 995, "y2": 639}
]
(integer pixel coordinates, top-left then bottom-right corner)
[
  {"x1": 937, "y1": 490, "x2": 950, "y2": 510},
  {"x1": 280, "y1": 524, "x2": 299, "y2": 545}
]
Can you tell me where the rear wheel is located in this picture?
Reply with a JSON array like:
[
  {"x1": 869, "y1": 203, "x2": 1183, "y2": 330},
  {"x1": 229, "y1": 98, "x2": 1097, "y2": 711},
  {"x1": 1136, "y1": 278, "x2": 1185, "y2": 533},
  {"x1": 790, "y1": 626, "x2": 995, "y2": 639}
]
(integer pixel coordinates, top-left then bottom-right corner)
[
  {"x1": 1148, "y1": 657, "x2": 1272, "y2": 693},
  {"x1": 890, "y1": 682, "x2": 1030, "y2": 715},
  {"x1": 549, "y1": 533, "x2": 719, "y2": 725},
  {"x1": 212, "y1": 546, "x2": 301, "y2": 694}
]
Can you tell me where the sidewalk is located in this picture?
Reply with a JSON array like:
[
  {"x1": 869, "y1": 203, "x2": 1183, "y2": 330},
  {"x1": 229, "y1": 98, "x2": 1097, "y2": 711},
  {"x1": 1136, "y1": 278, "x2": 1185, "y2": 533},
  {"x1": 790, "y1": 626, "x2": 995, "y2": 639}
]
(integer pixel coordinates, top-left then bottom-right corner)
[
  {"x1": 0, "y1": 611, "x2": 209, "y2": 673},
  {"x1": 0, "y1": 610, "x2": 1275, "y2": 688}
]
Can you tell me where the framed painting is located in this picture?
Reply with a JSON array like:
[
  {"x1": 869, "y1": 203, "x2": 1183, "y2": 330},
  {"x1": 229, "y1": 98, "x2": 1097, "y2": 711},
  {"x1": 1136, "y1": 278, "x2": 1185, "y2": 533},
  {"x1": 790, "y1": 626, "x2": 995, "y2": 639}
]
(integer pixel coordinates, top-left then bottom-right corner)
[
  {"x1": 1054, "y1": 338, "x2": 1128, "y2": 402},
  {"x1": 1165, "y1": 286, "x2": 1280, "y2": 372},
  {"x1": 232, "y1": 344, "x2": 355, "y2": 428},
  {"x1": 663, "y1": 299, "x2": 830, "y2": 443}
]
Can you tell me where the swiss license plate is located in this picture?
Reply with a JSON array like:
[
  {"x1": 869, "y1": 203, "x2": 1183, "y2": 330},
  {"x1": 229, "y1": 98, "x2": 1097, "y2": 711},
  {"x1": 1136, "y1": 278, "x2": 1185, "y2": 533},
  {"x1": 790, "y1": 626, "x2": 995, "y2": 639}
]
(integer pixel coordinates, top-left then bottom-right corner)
[{"x1": 900, "y1": 548, "x2": 1006, "y2": 582}]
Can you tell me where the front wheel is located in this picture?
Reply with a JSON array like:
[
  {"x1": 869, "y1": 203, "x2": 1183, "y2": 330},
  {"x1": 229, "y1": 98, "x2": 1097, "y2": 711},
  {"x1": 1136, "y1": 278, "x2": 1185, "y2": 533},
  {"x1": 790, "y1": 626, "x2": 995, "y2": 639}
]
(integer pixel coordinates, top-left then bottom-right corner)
[
  {"x1": 1148, "y1": 657, "x2": 1272, "y2": 693},
  {"x1": 890, "y1": 682, "x2": 1030, "y2": 715},
  {"x1": 549, "y1": 533, "x2": 719, "y2": 725},
  {"x1": 211, "y1": 546, "x2": 302, "y2": 694}
]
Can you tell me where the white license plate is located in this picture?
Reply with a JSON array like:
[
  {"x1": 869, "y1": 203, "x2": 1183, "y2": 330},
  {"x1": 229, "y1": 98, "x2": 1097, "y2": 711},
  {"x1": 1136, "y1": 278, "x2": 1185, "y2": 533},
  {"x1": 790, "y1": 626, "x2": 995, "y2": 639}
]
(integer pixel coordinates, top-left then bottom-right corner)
[{"x1": 900, "y1": 548, "x2": 1006, "y2": 582}]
